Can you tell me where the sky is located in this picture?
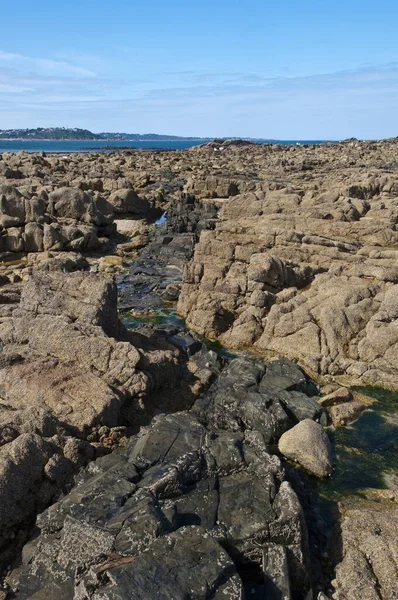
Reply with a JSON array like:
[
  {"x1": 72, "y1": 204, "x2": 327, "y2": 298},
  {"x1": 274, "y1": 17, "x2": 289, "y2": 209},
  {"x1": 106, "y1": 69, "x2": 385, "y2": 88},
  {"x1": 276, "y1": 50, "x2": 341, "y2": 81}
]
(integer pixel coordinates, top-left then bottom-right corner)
[{"x1": 0, "y1": 0, "x2": 397, "y2": 139}]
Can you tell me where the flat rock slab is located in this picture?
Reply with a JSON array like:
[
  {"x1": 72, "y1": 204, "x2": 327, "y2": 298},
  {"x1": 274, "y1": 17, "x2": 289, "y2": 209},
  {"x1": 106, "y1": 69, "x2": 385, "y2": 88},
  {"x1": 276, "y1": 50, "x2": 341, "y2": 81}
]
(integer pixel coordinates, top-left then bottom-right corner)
[{"x1": 318, "y1": 388, "x2": 353, "y2": 407}]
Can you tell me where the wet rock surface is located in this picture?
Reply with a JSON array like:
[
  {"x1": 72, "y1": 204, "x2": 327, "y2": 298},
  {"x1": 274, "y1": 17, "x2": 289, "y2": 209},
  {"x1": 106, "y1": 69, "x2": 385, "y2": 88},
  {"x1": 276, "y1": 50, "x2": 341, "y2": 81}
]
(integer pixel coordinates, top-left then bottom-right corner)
[
  {"x1": 0, "y1": 268, "x2": 188, "y2": 575},
  {"x1": 7, "y1": 357, "x2": 319, "y2": 599},
  {"x1": 116, "y1": 194, "x2": 218, "y2": 313}
]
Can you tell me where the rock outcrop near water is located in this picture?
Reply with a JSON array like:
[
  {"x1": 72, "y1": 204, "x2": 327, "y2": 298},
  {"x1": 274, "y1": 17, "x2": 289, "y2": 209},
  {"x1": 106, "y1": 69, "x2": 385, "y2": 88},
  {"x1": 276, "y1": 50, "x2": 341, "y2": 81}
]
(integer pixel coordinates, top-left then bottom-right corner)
[
  {"x1": 0, "y1": 140, "x2": 398, "y2": 599},
  {"x1": 0, "y1": 268, "x2": 184, "y2": 575},
  {"x1": 8, "y1": 357, "x2": 319, "y2": 600}
]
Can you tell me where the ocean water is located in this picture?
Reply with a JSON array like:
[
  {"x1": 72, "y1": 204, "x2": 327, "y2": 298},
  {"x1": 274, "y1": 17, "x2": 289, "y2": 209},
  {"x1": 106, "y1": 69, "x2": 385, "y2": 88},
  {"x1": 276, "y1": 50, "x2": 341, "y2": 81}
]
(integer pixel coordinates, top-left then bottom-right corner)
[{"x1": 0, "y1": 139, "x2": 329, "y2": 153}]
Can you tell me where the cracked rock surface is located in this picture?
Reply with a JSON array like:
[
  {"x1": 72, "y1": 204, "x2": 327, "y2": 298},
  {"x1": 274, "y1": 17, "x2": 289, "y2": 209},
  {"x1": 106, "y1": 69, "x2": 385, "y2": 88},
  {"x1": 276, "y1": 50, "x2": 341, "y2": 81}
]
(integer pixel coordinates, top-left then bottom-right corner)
[{"x1": 7, "y1": 356, "x2": 323, "y2": 599}]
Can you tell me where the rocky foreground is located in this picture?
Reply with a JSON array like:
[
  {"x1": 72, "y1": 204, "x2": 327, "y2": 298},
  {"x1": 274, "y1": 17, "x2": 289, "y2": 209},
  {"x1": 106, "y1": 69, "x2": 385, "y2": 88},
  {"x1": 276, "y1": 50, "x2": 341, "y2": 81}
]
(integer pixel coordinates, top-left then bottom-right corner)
[{"x1": 0, "y1": 141, "x2": 397, "y2": 599}]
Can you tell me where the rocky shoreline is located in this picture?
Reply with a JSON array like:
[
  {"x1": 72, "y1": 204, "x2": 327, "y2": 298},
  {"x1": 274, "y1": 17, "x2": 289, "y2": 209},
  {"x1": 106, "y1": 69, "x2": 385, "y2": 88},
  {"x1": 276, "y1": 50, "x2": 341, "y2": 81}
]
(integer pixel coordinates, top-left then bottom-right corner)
[{"x1": 0, "y1": 141, "x2": 397, "y2": 599}]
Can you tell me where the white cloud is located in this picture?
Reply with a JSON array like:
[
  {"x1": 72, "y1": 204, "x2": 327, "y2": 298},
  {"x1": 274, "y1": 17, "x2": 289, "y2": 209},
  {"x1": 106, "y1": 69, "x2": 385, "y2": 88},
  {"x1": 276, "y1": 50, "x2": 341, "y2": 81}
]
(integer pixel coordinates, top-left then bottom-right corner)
[{"x1": 0, "y1": 50, "x2": 96, "y2": 78}]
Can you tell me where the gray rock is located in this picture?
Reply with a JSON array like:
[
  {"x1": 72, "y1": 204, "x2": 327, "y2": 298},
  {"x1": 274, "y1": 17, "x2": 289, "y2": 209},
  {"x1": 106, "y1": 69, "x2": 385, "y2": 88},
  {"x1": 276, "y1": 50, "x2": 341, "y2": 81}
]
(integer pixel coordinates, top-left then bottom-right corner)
[
  {"x1": 260, "y1": 357, "x2": 317, "y2": 395},
  {"x1": 263, "y1": 543, "x2": 292, "y2": 600},
  {"x1": 9, "y1": 409, "x2": 310, "y2": 598},
  {"x1": 91, "y1": 526, "x2": 243, "y2": 600}
]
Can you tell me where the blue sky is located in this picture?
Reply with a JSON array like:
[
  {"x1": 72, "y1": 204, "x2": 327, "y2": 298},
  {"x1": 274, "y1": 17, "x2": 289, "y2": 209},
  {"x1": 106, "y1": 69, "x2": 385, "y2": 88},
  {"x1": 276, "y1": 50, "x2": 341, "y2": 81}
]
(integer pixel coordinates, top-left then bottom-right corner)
[{"x1": 0, "y1": 0, "x2": 397, "y2": 138}]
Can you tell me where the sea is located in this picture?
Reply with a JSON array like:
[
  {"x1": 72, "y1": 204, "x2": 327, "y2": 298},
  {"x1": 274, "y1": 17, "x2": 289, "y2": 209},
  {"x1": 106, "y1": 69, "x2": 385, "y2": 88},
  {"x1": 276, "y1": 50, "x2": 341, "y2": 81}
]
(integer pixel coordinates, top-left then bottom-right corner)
[{"x1": 0, "y1": 139, "x2": 329, "y2": 153}]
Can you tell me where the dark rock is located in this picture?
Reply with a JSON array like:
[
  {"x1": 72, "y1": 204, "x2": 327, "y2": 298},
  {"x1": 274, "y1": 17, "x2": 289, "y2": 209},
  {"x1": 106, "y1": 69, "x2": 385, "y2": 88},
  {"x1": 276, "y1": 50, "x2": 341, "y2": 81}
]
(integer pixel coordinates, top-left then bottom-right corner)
[
  {"x1": 85, "y1": 526, "x2": 243, "y2": 599},
  {"x1": 167, "y1": 333, "x2": 203, "y2": 356},
  {"x1": 263, "y1": 543, "x2": 292, "y2": 600}
]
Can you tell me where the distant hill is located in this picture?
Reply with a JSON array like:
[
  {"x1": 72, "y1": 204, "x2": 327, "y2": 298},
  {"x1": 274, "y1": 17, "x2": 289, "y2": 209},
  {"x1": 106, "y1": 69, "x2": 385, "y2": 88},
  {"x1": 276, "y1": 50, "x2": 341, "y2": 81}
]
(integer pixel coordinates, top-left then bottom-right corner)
[
  {"x1": 0, "y1": 127, "x2": 211, "y2": 141},
  {"x1": 0, "y1": 127, "x2": 99, "y2": 140}
]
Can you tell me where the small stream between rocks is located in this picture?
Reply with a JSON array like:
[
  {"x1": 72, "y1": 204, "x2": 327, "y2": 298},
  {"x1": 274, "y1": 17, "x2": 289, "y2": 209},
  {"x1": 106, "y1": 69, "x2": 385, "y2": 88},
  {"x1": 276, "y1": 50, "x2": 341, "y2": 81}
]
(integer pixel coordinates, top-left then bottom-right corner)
[
  {"x1": 117, "y1": 218, "x2": 398, "y2": 505},
  {"x1": 117, "y1": 211, "x2": 398, "y2": 560}
]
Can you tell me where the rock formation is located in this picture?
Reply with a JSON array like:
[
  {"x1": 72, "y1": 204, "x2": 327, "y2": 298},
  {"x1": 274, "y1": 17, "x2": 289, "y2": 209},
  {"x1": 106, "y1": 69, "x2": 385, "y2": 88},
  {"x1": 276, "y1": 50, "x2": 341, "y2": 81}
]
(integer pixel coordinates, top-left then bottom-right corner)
[
  {"x1": 8, "y1": 357, "x2": 323, "y2": 599},
  {"x1": 177, "y1": 140, "x2": 398, "y2": 388},
  {"x1": 0, "y1": 140, "x2": 397, "y2": 599}
]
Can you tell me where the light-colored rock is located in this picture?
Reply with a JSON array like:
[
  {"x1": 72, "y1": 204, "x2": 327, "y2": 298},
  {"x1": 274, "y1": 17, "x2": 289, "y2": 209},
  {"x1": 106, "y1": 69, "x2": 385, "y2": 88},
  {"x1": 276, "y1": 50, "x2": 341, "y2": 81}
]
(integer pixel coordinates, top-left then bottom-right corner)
[
  {"x1": 278, "y1": 419, "x2": 333, "y2": 477},
  {"x1": 333, "y1": 507, "x2": 398, "y2": 600},
  {"x1": 329, "y1": 401, "x2": 365, "y2": 426},
  {"x1": 108, "y1": 188, "x2": 149, "y2": 215},
  {"x1": 318, "y1": 387, "x2": 353, "y2": 407},
  {"x1": 115, "y1": 218, "x2": 145, "y2": 236}
]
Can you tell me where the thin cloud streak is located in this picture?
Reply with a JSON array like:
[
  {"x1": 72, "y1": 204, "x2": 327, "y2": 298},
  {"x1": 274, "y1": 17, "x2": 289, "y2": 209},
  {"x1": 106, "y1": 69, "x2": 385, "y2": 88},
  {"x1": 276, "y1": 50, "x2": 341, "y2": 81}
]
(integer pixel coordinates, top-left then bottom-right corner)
[{"x1": 0, "y1": 50, "x2": 96, "y2": 78}]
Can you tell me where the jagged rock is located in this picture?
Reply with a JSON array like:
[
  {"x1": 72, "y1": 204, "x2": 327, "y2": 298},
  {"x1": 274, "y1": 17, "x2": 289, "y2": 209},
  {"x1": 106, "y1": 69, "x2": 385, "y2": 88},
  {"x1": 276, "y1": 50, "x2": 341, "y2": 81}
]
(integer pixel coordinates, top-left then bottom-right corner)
[
  {"x1": 194, "y1": 357, "x2": 325, "y2": 445},
  {"x1": 332, "y1": 506, "x2": 398, "y2": 600},
  {"x1": 9, "y1": 409, "x2": 311, "y2": 598},
  {"x1": 278, "y1": 419, "x2": 333, "y2": 477},
  {"x1": 2, "y1": 140, "x2": 398, "y2": 599},
  {"x1": 176, "y1": 143, "x2": 398, "y2": 388},
  {"x1": 0, "y1": 270, "x2": 182, "y2": 571},
  {"x1": 0, "y1": 434, "x2": 52, "y2": 568},
  {"x1": 89, "y1": 527, "x2": 244, "y2": 600},
  {"x1": 0, "y1": 185, "x2": 114, "y2": 255},
  {"x1": 263, "y1": 543, "x2": 292, "y2": 600}
]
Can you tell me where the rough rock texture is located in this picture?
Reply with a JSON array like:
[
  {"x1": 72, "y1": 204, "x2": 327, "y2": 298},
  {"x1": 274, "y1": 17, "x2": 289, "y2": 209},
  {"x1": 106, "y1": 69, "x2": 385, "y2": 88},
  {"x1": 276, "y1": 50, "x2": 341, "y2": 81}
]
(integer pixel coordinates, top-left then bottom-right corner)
[
  {"x1": 328, "y1": 401, "x2": 366, "y2": 426},
  {"x1": 176, "y1": 139, "x2": 398, "y2": 388},
  {"x1": 108, "y1": 188, "x2": 150, "y2": 215},
  {"x1": 0, "y1": 271, "x2": 150, "y2": 436},
  {"x1": 0, "y1": 185, "x2": 114, "y2": 256},
  {"x1": 332, "y1": 506, "x2": 398, "y2": 600},
  {"x1": 8, "y1": 400, "x2": 312, "y2": 599},
  {"x1": 278, "y1": 420, "x2": 333, "y2": 478},
  {"x1": 1, "y1": 141, "x2": 397, "y2": 598},
  {"x1": 318, "y1": 388, "x2": 353, "y2": 407},
  {"x1": 0, "y1": 270, "x2": 182, "y2": 572}
]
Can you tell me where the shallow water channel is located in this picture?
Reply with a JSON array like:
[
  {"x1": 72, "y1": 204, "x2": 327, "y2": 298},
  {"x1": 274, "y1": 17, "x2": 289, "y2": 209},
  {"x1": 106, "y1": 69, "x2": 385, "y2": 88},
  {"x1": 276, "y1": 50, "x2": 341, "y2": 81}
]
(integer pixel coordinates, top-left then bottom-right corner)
[
  {"x1": 121, "y1": 304, "x2": 398, "y2": 504},
  {"x1": 119, "y1": 211, "x2": 398, "y2": 507},
  {"x1": 318, "y1": 386, "x2": 398, "y2": 501}
]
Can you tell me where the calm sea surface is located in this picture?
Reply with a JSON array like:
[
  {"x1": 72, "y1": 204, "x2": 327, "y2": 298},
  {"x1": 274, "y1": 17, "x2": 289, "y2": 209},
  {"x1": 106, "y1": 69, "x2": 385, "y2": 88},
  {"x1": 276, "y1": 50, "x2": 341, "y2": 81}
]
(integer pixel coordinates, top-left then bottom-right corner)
[{"x1": 0, "y1": 139, "x2": 329, "y2": 153}]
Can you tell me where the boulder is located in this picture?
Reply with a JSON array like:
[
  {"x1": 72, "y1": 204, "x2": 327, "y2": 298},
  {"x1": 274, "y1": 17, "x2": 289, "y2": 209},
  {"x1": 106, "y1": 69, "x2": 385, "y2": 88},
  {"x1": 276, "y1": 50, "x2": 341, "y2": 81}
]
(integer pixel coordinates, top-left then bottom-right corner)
[
  {"x1": 108, "y1": 188, "x2": 150, "y2": 215},
  {"x1": 318, "y1": 388, "x2": 353, "y2": 407},
  {"x1": 278, "y1": 419, "x2": 333, "y2": 477}
]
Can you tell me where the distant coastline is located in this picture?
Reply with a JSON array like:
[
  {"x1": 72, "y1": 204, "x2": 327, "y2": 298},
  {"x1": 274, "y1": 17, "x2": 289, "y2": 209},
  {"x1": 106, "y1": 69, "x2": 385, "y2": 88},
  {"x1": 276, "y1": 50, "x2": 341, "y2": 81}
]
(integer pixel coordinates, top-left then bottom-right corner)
[
  {"x1": 0, "y1": 130, "x2": 332, "y2": 153},
  {"x1": 0, "y1": 137, "x2": 210, "y2": 142},
  {"x1": 0, "y1": 127, "x2": 332, "y2": 143},
  {"x1": 0, "y1": 127, "x2": 212, "y2": 142}
]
